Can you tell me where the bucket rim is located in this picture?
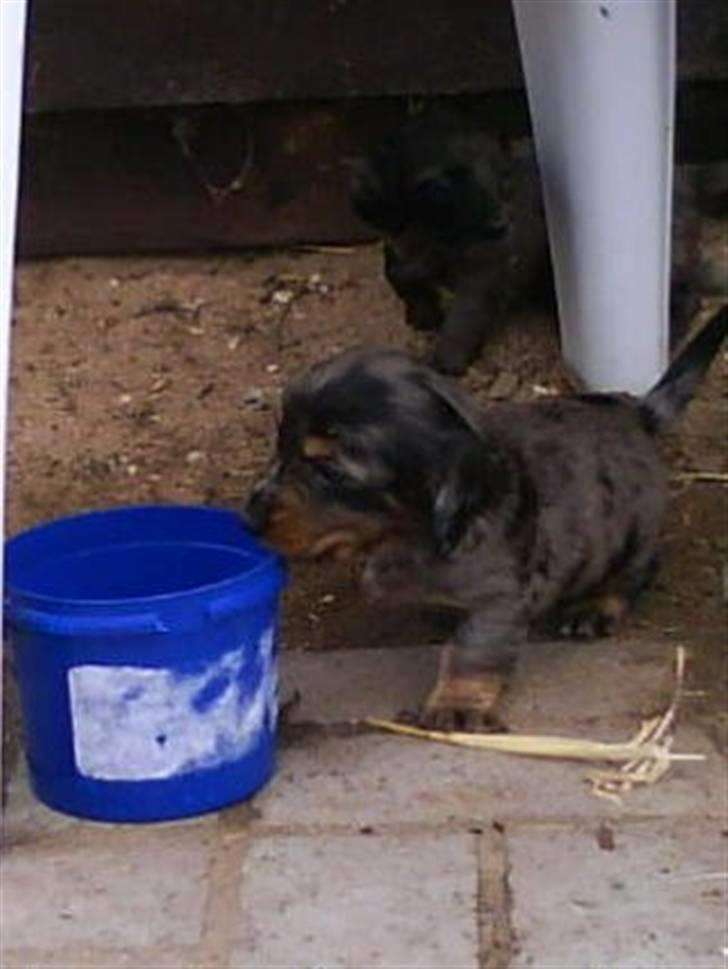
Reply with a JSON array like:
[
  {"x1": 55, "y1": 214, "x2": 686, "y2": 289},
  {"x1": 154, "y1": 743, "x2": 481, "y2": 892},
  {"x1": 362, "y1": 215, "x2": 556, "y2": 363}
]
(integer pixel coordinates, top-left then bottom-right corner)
[{"x1": 4, "y1": 503, "x2": 287, "y2": 609}]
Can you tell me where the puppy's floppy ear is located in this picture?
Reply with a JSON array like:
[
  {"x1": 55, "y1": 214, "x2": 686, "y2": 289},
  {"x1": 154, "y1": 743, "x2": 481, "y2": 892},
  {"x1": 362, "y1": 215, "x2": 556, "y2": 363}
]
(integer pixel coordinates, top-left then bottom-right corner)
[
  {"x1": 418, "y1": 371, "x2": 511, "y2": 556},
  {"x1": 429, "y1": 437, "x2": 493, "y2": 556}
]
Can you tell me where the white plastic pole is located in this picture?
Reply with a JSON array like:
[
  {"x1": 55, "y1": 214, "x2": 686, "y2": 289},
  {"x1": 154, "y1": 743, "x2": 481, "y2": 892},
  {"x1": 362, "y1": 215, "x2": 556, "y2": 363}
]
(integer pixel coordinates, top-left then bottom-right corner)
[
  {"x1": 1, "y1": 0, "x2": 28, "y2": 800},
  {"x1": 512, "y1": 0, "x2": 675, "y2": 393}
]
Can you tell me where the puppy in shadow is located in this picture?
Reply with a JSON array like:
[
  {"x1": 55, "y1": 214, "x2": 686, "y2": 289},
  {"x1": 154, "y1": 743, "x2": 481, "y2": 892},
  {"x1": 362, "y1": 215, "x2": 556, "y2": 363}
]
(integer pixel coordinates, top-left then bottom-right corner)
[
  {"x1": 244, "y1": 308, "x2": 727, "y2": 730},
  {"x1": 352, "y1": 108, "x2": 726, "y2": 373},
  {"x1": 350, "y1": 107, "x2": 552, "y2": 376}
]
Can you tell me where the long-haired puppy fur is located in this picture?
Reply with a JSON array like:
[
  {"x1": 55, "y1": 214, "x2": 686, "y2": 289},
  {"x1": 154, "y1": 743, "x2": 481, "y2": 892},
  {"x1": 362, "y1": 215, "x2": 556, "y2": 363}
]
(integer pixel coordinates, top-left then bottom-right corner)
[
  {"x1": 350, "y1": 107, "x2": 552, "y2": 377},
  {"x1": 245, "y1": 308, "x2": 727, "y2": 729}
]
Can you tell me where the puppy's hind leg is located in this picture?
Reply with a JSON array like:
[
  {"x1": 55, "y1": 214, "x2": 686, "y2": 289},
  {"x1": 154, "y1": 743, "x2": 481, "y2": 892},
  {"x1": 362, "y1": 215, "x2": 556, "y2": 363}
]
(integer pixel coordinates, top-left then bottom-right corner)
[{"x1": 548, "y1": 552, "x2": 659, "y2": 641}]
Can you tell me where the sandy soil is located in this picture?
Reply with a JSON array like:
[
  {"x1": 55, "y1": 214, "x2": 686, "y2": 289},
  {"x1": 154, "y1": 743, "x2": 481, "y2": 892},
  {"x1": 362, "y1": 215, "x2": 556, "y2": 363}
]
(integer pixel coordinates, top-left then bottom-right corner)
[{"x1": 4, "y1": 246, "x2": 726, "y2": 764}]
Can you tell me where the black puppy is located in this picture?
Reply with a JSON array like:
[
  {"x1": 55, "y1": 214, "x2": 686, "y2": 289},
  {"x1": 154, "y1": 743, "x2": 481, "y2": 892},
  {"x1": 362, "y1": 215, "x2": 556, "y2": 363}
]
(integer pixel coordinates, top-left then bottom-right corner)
[
  {"x1": 245, "y1": 308, "x2": 727, "y2": 729},
  {"x1": 350, "y1": 108, "x2": 550, "y2": 376}
]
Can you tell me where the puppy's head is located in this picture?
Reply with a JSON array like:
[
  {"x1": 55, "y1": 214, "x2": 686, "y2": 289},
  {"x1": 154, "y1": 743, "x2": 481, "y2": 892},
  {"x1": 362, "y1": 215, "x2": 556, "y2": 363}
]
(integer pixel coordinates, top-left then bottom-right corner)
[
  {"x1": 244, "y1": 348, "x2": 511, "y2": 560},
  {"x1": 350, "y1": 111, "x2": 509, "y2": 257}
]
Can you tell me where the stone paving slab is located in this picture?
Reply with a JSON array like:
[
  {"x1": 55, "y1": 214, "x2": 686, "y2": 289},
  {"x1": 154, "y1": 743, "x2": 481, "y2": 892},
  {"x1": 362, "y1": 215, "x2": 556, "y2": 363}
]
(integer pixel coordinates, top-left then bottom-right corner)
[
  {"x1": 230, "y1": 831, "x2": 480, "y2": 968},
  {"x1": 1, "y1": 828, "x2": 213, "y2": 950},
  {"x1": 1, "y1": 640, "x2": 724, "y2": 969},
  {"x1": 252, "y1": 726, "x2": 719, "y2": 831},
  {"x1": 281, "y1": 645, "x2": 439, "y2": 724},
  {"x1": 2, "y1": 761, "x2": 219, "y2": 848},
  {"x1": 503, "y1": 637, "x2": 677, "y2": 730},
  {"x1": 0, "y1": 944, "x2": 200, "y2": 969},
  {"x1": 508, "y1": 821, "x2": 728, "y2": 968},
  {"x1": 281, "y1": 637, "x2": 678, "y2": 731}
]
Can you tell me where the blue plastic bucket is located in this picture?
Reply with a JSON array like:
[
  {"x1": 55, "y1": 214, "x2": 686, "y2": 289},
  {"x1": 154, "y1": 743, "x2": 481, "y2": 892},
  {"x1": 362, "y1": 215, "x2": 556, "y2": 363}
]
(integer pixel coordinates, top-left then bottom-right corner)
[{"x1": 4, "y1": 505, "x2": 286, "y2": 822}]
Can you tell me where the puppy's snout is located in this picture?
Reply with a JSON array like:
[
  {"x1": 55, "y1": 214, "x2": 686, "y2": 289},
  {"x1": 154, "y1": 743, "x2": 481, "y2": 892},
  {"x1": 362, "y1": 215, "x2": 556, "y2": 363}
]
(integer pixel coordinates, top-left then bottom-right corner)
[
  {"x1": 386, "y1": 251, "x2": 432, "y2": 288},
  {"x1": 243, "y1": 480, "x2": 275, "y2": 534}
]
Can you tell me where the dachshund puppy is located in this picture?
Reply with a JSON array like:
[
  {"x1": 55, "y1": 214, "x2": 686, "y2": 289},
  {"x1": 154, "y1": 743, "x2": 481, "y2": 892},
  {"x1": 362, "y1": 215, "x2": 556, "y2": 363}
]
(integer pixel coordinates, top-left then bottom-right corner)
[
  {"x1": 350, "y1": 108, "x2": 551, "y2": 376},
  {"x1": 245, "y1": 307, "x2": 727, "y2": 729}
]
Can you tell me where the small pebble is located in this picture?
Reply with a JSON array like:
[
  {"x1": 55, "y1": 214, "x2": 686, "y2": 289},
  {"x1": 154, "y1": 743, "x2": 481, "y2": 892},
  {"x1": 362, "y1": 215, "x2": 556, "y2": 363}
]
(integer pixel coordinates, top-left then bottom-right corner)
[
  {"x1": 227, "y1": 336, "x2": 241, "y2": 351},
  {"x1": 532, "y1": 383, "x2": 558, "y2": 397},
  {"x1": 118, "y1": 393, "x2": 132, "y2": 405},
  {"x1": 243, "y1": 388, "x2": 266, "y2": 407},
  {"x1": 186, "y1": 450, "x2": 205, "y2": 464},
  {"x1": 320, "y1": 593, "x2": 336, "y2": 605},
  {"x1": 266, "y1": 364, "x2": 280, "y2": 374},
  {"x1": 489, "y1": 372, "x2": 519, "y2": 398}
]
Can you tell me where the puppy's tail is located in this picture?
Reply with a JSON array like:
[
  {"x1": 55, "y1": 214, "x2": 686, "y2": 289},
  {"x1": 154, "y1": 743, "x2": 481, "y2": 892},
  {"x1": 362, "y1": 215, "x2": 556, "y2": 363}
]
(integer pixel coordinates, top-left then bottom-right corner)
[{"x1": 639, "y1": 305, "x2": 727, "y2": 433}]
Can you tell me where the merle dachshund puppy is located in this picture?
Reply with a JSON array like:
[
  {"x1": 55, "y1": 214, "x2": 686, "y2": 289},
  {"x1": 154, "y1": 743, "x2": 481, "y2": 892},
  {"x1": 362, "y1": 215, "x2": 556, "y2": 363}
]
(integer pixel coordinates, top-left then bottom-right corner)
[
  {"x1": 350, "y1": 109, "x2": 551, "y2": 376},
  {"x1": 245, "y1": 308, "x2": 727, "y2": 729}
]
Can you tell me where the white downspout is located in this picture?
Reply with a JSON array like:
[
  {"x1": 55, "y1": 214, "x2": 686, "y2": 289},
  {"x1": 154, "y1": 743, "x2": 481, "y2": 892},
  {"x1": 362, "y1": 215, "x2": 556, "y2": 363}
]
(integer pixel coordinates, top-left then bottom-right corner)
[{"x1": 512, "y1": 0, "x2": 676, "y2": 393}]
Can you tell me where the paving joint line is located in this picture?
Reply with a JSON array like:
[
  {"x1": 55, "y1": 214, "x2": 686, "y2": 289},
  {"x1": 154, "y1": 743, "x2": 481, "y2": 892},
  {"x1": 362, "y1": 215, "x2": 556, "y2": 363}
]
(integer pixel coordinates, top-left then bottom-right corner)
[{"x1": 477, "y1": 823, "x2": 515, "y2": 969}]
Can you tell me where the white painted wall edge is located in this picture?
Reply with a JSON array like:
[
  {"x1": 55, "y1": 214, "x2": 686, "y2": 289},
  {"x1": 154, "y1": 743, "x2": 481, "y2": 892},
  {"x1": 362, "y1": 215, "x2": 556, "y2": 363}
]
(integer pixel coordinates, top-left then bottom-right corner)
[
  {"x1": 0, "y1": 0, "x2": 29, "y2": 809},
  {"x1": 512, "y1": 0, "x2": 676, "y2": 393}
]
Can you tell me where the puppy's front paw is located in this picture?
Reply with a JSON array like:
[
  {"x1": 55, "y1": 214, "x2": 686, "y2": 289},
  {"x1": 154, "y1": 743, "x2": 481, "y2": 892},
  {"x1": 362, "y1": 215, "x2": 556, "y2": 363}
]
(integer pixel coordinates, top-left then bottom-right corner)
[
  {"x1": 405, "y1": 301, "x2": 442, "y2": 332},
  {"x1": 401, "y1": 667, "x2": 509, "y2": 733},
  {"x1": 429, "y1": 342, "x2": 472, "y2": 377},
  {"x1": 399, "y1": 704, "x2": 508, "y2": 734}
]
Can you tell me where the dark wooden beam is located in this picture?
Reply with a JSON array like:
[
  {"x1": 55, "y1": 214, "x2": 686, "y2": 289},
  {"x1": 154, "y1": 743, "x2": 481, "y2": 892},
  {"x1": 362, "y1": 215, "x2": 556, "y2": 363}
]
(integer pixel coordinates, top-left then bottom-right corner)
[
  {"x1": 17, "y1": 87, "x2": 728, "y2": 259},
  {"x1": 25, "y1": 0, "x2": 728, "y2": 114}
]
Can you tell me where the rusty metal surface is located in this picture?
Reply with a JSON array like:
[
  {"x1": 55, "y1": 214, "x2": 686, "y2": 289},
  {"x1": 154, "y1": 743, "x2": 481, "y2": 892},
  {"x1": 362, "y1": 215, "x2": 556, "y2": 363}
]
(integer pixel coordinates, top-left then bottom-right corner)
[{"x1": 25, "y1": 0, "x2": 728, "y2": 115}]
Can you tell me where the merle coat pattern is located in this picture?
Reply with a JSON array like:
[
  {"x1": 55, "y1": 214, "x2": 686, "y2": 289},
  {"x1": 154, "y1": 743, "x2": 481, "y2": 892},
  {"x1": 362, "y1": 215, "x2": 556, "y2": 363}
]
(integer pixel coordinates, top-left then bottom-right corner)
[{"x1": 245, "y1": 308, "x2": 727, "y2": 728}]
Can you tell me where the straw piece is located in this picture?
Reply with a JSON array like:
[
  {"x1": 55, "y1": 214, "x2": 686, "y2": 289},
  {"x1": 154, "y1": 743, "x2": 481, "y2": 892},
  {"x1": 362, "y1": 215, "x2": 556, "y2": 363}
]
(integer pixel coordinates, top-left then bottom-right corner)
[
  {"x1": 673, "y1": 470, "x2": 728, "y2": 484},
  {"x1": 587, "y1": 645, "x2": 694, "y2": 801},
  {"x1": 366, "y1": 718, "x2": 701, "y2": 765},
  {"x1": 366, "y1": 647, "x2": 704, "y2": 802},
  {"x1": 296, "y1": 244, "x2": 357, "y2": 255}
]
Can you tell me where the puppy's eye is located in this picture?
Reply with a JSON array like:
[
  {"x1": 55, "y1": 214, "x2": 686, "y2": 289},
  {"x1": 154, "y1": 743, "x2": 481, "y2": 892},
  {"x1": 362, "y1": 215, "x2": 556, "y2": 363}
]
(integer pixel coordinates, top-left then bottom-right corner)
[
  {"x1": 414, "y1": 175, "x2": 453, "y2": 209},
  {"x1": 307, "y1": 458, "x2": 347, "y2": 486}
]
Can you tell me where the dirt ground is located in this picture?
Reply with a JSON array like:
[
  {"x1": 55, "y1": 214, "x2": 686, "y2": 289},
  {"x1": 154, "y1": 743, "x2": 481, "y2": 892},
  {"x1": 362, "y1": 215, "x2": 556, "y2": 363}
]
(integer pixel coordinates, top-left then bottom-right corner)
[{"x1": 4, "y1": 246, "x2": 727, "y2": 767}]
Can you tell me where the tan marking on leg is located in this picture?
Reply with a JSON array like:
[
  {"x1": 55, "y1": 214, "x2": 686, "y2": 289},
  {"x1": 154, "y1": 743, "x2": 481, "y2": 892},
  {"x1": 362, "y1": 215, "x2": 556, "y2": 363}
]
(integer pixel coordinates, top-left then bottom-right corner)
[
  {"x1": 424, "y1": 644, "x2": 506, "y2": 717},
  {"x1": 593, "y1": 592, "x2": 629, "y2": 624}
]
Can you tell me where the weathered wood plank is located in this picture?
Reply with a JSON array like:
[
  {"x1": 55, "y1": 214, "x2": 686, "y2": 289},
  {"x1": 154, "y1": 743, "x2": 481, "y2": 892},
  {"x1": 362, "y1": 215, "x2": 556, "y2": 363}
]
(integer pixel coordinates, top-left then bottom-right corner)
[
  {"x1": 25, "y1": 0, "x2": 728, "y2": 114},
  {"x1": 17, "y1": 87, "x2": 727, "y2": 259}
]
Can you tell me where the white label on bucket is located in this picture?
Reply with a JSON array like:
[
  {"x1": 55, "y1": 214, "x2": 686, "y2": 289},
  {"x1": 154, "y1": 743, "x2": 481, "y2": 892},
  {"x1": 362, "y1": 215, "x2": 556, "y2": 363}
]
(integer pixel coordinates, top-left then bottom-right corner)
[{"x1": 68, "y1": 627, "x2": 277, "y2": 781}]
